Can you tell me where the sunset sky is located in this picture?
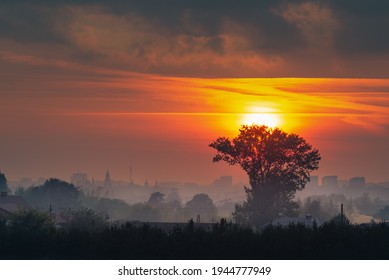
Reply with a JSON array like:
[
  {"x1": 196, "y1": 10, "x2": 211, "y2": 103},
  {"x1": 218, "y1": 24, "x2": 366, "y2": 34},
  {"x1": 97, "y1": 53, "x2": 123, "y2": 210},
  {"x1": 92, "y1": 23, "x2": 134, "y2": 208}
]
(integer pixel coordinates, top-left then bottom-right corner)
[{"x1": 1, "y1": 0, "x2": 389, "y2": 185}]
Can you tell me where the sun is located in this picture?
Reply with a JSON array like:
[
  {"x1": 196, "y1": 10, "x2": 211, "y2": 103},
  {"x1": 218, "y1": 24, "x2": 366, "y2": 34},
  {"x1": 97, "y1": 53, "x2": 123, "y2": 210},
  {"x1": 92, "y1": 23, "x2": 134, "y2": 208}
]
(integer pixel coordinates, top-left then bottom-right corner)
[{"x1": 241, "y1": 113, "x2": 281, "y2": 128}]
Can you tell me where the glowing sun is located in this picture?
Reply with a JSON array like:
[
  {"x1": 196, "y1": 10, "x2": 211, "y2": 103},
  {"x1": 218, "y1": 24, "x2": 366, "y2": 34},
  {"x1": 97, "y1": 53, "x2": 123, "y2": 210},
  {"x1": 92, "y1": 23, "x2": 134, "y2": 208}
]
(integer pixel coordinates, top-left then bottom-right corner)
[{"x1": 241, "y1": 113, "x2": 281, "y2": 128}]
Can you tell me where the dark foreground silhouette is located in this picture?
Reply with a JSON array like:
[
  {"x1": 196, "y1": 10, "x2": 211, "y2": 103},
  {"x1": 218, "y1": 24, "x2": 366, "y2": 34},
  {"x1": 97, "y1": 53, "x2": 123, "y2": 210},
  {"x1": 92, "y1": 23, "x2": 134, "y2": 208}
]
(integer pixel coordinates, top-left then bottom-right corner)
[{"x1": 1, "y1": 219, "x2": 389, "y2": 260}]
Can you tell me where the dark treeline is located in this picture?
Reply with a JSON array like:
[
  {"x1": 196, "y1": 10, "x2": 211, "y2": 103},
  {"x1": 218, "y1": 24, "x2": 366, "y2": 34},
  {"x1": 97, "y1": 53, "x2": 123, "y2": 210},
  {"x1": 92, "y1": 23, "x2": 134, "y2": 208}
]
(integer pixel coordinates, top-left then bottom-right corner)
[{"x1": 1, "y1": 212, "x2": 389, "y2": 259}]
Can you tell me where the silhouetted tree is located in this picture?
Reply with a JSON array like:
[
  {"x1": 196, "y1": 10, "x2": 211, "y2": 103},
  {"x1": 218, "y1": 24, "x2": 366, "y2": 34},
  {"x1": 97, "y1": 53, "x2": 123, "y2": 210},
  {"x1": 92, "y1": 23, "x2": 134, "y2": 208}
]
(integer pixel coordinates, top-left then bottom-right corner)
[
  {"x1": 147, "y1": 192, "x2": 165, "y2": 207},
  {"x1": 302, "y1": 198, "x2": 322, "y2": 217},
  {"x1": 24, "y1": 178, "x2": 81, "y2": 211},
  {"x1": 354, "y1": 192, "x2": 382, "y2": 215},
  {"x1": 301, "y1": 196, "x2": 336, "y2": 221},
  {"x1": 185, "y1": 193, "x2": 217, "y2": 222},
  {"x1": 161, "y1": 200, "x2": 184, "y2": 222},
  {"x1": 10, "y1": 209, "x2": 53, "y2": 232},
  {"x1": 210, "y1": 125, "x2": 320, "y2": 226},
  {"x1": 67, "y1": 208, "x2": 108, "y2": 232},
  {"x1": 81, "y1": 196, "x2": 133, "y2": 221},
  {"x1": 328, "y1": 213, "x2": 350, "y2": 225},
  {"x1": 14, "y1": 186, "x2": 25, "y2": 196},
  {"x1": 0, "y1": 171, "x2": 8, "y2": 192}
]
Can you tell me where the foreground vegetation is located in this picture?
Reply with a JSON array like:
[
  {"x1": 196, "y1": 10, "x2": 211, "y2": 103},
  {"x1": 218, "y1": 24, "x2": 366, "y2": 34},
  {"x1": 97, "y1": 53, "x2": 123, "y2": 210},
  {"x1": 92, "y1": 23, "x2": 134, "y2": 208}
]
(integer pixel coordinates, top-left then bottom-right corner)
[
  {"x1": 1, "y1": 211, "x2": 389, "y2": 259},
  {"x1": 3, "y1": 172, "x2": 389, "y2": 260}
]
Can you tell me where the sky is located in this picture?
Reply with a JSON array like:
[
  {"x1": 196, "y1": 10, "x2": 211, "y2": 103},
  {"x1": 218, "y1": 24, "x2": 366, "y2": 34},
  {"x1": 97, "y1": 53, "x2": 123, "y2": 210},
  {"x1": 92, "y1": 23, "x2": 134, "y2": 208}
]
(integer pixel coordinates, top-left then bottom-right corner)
[{"x1": 1, "y1": 0, "x2": 389, "y2": 185}]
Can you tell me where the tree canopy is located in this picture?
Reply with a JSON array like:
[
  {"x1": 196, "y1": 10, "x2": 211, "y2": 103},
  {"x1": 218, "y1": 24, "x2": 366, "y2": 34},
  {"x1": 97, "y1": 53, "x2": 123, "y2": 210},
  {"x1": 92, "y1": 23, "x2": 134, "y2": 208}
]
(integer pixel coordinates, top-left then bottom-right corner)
[
  {"x1": 23, "y1": 178, "x2": 81, "y2": 211},
  {"x1": 210, "y1": 125, "x2": 321, "y2": 226},
  {"x1": 185, "y1": 193, "x2": 217, "y2": 222},
  {"x1": 147, "y1": 192, "x2": 165, "y2": 207},
  {"x1": 0, "y1": 171, "x2": 8, "y2": 192}
]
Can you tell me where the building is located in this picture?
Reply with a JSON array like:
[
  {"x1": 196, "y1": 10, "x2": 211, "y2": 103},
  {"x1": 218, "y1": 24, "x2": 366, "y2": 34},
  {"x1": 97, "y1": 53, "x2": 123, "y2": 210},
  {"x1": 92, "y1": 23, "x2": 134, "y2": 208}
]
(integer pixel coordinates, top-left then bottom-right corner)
[
  {"x1": 307, "y1": 176, "x2": 319, "y2": 188},
  {"x1": 349, "y1": 177, "x2": 366, "y2": 188},
  {"x1": 322, "y1": 175, "x2": 338, "y2": 188},
  {"x1": 0, "y1": 192, "x2": 30, "y2": 217},
  {"x1": 70, "y1": 172, "x2": 89, "y2": 187},
  {"x1": 212, "y1": 176, "x2": 233, "y2": 188},
  {"x1": 104, "y1": 170, "x2": 111, "y2": 188}
]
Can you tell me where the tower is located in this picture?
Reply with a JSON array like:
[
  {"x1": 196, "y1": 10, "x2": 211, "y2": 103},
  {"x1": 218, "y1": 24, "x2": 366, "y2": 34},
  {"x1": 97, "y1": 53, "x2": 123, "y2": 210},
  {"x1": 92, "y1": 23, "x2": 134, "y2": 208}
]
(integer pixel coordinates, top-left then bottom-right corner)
[
  {"x1": 104, "y1": 170, "x2": 111, "y2": 188},
  {"x1": 144, "y1": 179, "x2": 149, "y2": 188},
  {"x1": 129, "y1": 163, "x2": 134, "y2": 185}
]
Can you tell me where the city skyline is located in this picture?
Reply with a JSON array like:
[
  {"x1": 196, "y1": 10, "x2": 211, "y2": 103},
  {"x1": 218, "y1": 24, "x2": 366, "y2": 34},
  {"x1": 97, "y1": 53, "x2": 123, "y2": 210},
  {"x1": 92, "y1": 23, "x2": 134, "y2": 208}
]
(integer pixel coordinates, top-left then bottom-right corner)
[{"x1": 8, "y1": 169, "x2": 387, "y2": 189}]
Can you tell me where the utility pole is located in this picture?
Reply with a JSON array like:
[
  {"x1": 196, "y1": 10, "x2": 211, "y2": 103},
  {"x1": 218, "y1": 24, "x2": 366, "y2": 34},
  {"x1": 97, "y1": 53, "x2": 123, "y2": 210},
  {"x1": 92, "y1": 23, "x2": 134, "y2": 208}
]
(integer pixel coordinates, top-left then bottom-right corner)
[{"x1": 130, "y1": 162, "x2": 133, "y2": 185}]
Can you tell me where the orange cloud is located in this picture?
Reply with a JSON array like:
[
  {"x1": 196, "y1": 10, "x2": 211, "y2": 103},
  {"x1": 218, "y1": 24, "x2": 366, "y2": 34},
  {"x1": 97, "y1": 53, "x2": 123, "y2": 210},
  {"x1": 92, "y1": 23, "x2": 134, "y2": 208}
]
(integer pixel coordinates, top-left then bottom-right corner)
[{"x1": 49, "y1": 6, "x2": 286, "y2": 77}]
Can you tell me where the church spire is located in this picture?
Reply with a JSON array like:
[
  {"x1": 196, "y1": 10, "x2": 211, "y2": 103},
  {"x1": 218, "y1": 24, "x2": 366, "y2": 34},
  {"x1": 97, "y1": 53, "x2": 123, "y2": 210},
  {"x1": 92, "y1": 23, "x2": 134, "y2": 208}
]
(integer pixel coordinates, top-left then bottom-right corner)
[{"x1": 104, "y1": 170, "x2": 111, "y2": 187}]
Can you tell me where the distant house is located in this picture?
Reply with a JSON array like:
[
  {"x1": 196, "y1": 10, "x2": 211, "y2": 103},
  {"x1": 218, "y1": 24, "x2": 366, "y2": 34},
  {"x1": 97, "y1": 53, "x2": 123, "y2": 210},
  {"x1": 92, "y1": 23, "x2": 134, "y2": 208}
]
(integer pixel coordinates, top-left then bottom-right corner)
[
  {"x1": 0, "y1": 192, "x2": 31, "y2": 217},
  {"x1": 271, "y1": 215, "x2": 322, "y2": 227}
]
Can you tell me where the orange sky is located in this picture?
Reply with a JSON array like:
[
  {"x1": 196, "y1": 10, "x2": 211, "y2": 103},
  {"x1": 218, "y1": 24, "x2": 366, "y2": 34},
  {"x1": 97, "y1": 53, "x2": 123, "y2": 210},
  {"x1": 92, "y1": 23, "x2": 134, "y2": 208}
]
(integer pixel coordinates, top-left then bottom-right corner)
[
  {"x1": 1, "y1": 1, "x2": 389, "y2": 184},
  {"x1": 1, "y1": 64, "x2": 389, "y2": 184}
]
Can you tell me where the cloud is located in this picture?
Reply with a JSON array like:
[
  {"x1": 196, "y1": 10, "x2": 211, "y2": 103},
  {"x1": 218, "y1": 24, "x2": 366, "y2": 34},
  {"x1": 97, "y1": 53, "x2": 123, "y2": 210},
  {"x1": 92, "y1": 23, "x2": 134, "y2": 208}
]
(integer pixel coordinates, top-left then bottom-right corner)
[
  {"x1": 273, "y1": 1, "x2": 339, "y2": 48},
  {"x1": 0, "y1": 51, "x2": 41, "y2": 64},
  {"x1": 331, "y1": 0, "x2": 389, "y2": 55},
  {"x1": 0, "y1": 1, "x2": 389, "y2": 77},
  {"x1": 49, "y1": 5, "x2": 286, "y2": 76}
]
